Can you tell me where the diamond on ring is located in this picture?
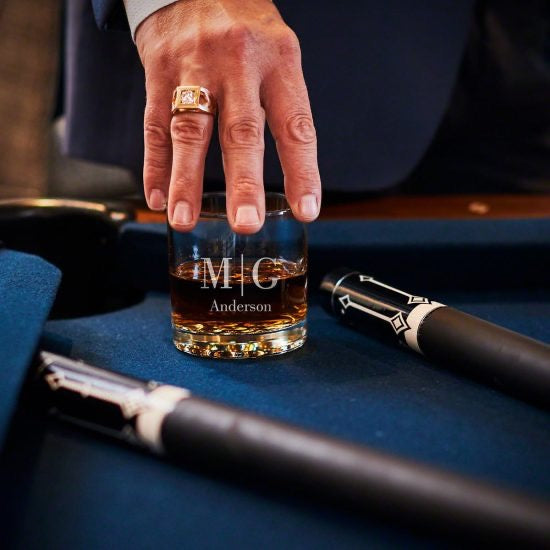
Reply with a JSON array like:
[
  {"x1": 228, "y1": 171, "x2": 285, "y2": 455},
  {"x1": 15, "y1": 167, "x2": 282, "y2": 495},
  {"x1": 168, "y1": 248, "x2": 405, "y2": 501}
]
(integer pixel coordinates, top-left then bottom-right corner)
[{"x1": 180, "y1": 90, "x2": 196, "y2": 105}]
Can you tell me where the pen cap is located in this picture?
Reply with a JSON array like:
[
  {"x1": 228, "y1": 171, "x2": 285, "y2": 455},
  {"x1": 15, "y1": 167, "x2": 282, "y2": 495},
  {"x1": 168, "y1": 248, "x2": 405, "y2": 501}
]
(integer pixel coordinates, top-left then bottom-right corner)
[
  {"x1": 319, "y1": 267, "x2": 445, "y2": 351},
  {"x1": 319, "y1": 267, "x2": 357, "y2": 315}
]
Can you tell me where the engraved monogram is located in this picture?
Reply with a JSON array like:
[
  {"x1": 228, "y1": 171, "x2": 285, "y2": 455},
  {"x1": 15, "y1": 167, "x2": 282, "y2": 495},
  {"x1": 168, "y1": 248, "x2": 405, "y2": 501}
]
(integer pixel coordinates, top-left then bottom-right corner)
[{"x1": 200, "y1": 256, "x2": 277, "y2": 290}]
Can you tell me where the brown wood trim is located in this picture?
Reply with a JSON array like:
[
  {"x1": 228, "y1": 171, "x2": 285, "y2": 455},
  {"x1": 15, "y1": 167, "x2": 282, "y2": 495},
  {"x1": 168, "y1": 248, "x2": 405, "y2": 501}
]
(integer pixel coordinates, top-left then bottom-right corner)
[{"x1": 135, "y1": 194, "x2": 550, "y2": 223}]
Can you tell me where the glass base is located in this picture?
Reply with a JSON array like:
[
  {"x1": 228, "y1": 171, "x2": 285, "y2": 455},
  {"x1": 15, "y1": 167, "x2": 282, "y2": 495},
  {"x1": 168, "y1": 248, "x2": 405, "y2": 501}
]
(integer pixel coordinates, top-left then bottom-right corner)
[{"x1": 172, "y1": 322, "x2": 306, "y2": 359}]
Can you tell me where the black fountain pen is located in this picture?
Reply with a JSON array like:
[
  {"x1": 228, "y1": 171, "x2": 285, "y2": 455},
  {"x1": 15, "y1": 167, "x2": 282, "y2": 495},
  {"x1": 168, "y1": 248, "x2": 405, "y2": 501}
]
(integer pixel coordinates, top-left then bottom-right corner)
[
  {"x1": 320, "y1": 268, "x2": 550, "y2": 407},
  {"x1": 34, "y1": 351, "x2": 549, "y2": 546}
]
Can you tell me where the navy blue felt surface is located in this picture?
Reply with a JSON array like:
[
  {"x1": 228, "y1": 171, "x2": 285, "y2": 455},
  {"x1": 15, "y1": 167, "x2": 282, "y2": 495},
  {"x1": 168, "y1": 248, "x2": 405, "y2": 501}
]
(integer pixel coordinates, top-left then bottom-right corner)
[
  {"x1": 2, "y1": 220, "x2": 550, "y2": 549},
  {"x1": 0, "y1": 250, "x2": 60, "y2": 445}
]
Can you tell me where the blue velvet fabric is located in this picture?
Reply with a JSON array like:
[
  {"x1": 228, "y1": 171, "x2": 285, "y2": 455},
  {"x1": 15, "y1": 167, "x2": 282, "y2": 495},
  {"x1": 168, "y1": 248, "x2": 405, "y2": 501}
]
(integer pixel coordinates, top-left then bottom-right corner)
[
  {"x1": 2, "y1": 220, "x2": 550, "y2": 548},
  {"x1": 0, "y1": 250, "x2": 61, "y2": 446}
]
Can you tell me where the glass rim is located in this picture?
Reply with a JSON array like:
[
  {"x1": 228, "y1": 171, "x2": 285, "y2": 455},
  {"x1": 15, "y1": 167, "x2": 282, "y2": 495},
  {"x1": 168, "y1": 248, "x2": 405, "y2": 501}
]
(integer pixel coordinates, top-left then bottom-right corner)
[{"x1": 199, "y1": 192, "x2": 291, "y2": 219}]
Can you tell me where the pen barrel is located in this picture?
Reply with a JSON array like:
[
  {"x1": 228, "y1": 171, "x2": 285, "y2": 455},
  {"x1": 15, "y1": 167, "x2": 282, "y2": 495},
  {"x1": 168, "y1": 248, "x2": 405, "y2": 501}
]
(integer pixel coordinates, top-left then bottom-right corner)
[
  {"x1": 419, "y1": 307, "x2": 550, "y2": 404},
  {"x1": 161, "y1": 396, "x2": 550, "y2": 545},
  {"x1": 34, "y1": 352, "x2": 550, "y2": 543},
  {"x1": 320, "y1": 268, "x2": 550, "y2": 406}
]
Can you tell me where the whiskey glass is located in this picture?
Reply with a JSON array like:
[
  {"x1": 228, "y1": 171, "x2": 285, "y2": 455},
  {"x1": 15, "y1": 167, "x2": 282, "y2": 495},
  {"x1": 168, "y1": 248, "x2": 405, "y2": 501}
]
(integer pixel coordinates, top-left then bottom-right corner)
[{"x1": 168, "y1": 192, "x2": 307, "y2": 359}]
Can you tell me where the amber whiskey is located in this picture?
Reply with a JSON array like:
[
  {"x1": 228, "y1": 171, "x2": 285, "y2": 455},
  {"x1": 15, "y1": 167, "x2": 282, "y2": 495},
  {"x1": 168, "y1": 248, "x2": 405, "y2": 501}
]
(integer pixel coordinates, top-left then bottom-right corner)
[{"x1": 170, "y1": 257, "x2": 307, "y2": 358}]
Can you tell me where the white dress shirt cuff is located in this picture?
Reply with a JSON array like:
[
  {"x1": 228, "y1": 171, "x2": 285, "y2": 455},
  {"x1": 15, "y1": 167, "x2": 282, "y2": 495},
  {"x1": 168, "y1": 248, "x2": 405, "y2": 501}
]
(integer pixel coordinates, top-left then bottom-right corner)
[{"x1": 123, "y1": 0, "x2": 180, "y2": 41}]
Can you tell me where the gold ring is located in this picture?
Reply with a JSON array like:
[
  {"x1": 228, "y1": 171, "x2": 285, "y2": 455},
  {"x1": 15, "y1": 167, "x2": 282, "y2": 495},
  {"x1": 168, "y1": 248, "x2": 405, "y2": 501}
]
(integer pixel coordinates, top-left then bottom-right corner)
[{"x1": 171, "y1": 86, "x2": 217, "y2": 116}]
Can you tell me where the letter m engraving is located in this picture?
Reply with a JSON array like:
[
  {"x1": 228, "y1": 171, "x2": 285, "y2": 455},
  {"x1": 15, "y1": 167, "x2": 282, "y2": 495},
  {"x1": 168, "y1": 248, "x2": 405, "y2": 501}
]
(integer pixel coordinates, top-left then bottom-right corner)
[{"x1": 202, "y1": 258, "x2": 232, "y2": 289}]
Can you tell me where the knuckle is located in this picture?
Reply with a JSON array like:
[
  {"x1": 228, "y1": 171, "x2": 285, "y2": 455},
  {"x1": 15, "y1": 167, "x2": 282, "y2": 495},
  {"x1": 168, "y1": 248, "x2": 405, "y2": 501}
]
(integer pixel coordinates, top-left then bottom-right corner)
[
  {"x1": 144, "y1": 119, "x2": 171, "y2": 149},
  {"x1": 223, "y1": 118, "x2": 264, "y2": 148},
  {"x1": 225, "y1": 22, "x2": 254, "y2": 43},
  {"x1": 171, "y1": 174, "x2": 198, "y2": 192},
  {"x1": 171, "y1": 117, "x2": 209, "y2": 146},
  {"x1": 280, "y1": 113, "x2": 317, "y2": 145},
  {"x1": 232, "y1": 177, "x2": 262, "y2": 197},
  {"x1": 224, "y1": 23, "x2": 257, "y2": 58},
  {"x1": 198, "y1": 30, "x2": 217, "y2": 50},
  {"x1": 275, "y1": 28, "x2": 301, "y2": 59}
]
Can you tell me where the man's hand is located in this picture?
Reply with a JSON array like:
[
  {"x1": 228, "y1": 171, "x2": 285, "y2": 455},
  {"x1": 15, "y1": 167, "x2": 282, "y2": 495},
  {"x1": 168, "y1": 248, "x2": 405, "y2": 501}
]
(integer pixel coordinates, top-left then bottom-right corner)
[{"x1": 135, "y1": 0, "x2": 321, "y2": 233}]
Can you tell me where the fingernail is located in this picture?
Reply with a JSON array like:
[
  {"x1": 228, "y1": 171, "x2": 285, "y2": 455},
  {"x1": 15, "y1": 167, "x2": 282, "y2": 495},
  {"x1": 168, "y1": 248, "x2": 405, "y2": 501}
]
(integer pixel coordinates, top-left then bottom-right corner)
[
  {"x1": 235, "y1": 205, "x2": 260, "y2": 226},
  {"x1": 172, "y1": 201, "x2": 192, "y2": 226},
  {"x1": 299, "y1": 194, "x2": 319, "y2": 220},
  {"x1": 149, "y1": 189, "x2": 166, "y2": 211}
]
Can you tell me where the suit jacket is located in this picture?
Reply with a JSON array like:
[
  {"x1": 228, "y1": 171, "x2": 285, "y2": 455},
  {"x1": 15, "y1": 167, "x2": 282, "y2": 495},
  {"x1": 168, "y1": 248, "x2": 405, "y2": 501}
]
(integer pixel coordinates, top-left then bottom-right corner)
[{"x1": 65, "y1": 0, "x2": 474, "y2": 192}]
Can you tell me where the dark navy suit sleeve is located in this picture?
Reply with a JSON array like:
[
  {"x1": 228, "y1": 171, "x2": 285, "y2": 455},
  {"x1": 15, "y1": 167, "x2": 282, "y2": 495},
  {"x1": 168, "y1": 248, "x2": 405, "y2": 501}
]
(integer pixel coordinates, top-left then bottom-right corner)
[
  {"x1": 68, "y1": 0, "x2": 475, "y2": 192},
  {"x1": 90, "y1": 0, "x2": 128, "y2": 30}
]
